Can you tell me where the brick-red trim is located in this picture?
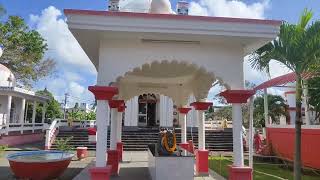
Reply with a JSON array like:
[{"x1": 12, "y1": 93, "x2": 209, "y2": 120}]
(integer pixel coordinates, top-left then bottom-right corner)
[
  {"x1": 220, "y1": 90, "x2": 255, "y2": 103},
  {"x1": 64, "y1": 9, "x2": 282, "y2": 26},
  {"x1": 88, "y1": 86, "x2": 118, "y2": 100}
]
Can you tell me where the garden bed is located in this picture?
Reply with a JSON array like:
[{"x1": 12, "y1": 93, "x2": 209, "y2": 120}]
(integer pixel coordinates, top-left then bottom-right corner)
[{"x1": 209, "y1": 156, "x2": 320, "y2": 180}]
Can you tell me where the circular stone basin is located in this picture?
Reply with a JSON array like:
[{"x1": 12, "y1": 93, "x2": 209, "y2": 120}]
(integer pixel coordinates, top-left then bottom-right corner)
[{"x1": 7, "y1": 150, "x2": 74, "y2": 180}]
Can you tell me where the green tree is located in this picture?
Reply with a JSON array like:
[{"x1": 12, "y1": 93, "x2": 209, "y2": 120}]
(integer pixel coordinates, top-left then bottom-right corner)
[
  {"x1": 253, "y1": 95, "x2": 287, "y2": 128},
  {"x1": 307, "y1": 78, "x2": 320, "y2": 123},
  {"x1": 249, "y1": 9, "x2": 320, "y2": 179},
  {"x1": 85, "y1": 111, "x2": 96, "y2": 120},
  {"x1": 36, "y1": 88, "x2": 63, "y2": 120},
  {"x1": 213, "y1": 106, "x2": 232, "y2": 121},
  {"x1": 0, "y1": 13, "x2": 55, "y2": 87}
]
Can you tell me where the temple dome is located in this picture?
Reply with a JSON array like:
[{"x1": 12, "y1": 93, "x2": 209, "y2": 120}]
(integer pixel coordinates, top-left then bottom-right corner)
[
  {"x1": 149, "y1": 0, "x2": 174, "y2": 14},
  {"x1": 0, "y1": 64, "x2": 16, "y2": 87}
]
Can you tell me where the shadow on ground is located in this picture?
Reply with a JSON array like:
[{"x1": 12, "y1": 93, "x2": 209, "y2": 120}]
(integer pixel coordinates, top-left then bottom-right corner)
[{"x1": 112, "y1": 167, "x2": 150, "y2": 180}]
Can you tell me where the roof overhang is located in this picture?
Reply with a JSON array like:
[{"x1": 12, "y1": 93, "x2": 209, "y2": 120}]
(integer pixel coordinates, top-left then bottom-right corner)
[
  {"x1": 0, "y1": 87, "x2": 50, "y2": 103},
  {"x1": 64, "y1": 9, "x2": 282, "y2": 70}
]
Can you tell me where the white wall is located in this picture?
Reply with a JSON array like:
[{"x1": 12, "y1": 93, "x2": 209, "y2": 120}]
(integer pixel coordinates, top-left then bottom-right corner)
[
  {"x1": 97, "y1": 38, "x2": 244, "y2": 90},
  {"x1": 124, "y1": 96, "x2": 138, "y2": 126}
]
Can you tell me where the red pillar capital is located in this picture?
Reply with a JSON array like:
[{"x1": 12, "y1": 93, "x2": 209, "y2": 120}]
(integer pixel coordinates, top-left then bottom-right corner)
[
  {"x1": 178, "y1": 107, "x2": 192, "y2": 114},
  {"x1": 118, "y1": 105, "x2": 126, "y2": 112},
  {"x1": 220, "y1": 90, "x2": 255, "y2": 104},
  {"x1": 108, "y1": 100, "x2": 125, "y2": 109},
  {"x1": 190, "y1": 102, "x2": 213, "y2": 111},
  {"x1": 88, "y1": 86, "x2": 118, "y2": 101}
]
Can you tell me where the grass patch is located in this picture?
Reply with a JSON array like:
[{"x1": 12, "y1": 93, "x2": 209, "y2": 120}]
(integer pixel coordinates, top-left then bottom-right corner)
[{"x1": 209, "y1": 156, "x2": 320, "y2": 180}]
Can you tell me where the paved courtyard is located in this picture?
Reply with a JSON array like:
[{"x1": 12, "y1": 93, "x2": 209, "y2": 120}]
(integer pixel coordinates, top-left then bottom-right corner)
[
  {"x1": 74, "y1": 151, "x2": 223, "y2": 180},
  {"x1": 1, "y1": 144, "x2": 223, "y2": 180}
]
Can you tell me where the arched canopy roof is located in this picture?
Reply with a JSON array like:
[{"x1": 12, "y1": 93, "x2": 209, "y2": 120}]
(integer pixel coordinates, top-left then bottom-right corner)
[{"x1": 254, "y1": 72, "x2": 316, "y2": 91}]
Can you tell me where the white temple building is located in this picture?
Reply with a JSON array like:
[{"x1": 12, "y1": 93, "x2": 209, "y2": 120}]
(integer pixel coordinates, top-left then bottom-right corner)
[
  {"x1": 64, "y1": 0, "x2": 281, "y2": 179},
  {"x1": 0, "y1": 64, "x2": 49, "y2": 135}
]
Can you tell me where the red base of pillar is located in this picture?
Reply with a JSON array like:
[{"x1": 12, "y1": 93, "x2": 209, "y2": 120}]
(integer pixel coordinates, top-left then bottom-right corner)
[
  {"x1": 196, "y1": 150, "x2": 209, "y2": 176},
  {"x1": 188, "y1": 140, "x2": 195, "y2": 154},
  {"x1": 179, "y1": 143, "x2": 189, "y2": 151},
  {"x1": 228, "y1": 166, "x2": 253, "y2": 180},
  {"x1": 89, "y1": 165, "x2": 112, "y2": 180},
  {"x1": 107, "y1": 150, "x2": 120, "y2": 176},
  {"x1": 117, "y1": 142, "x2": 123, "y2": 162},
  {"x1": 77, "y1": 147, "x2": 88, "y2": 160}
]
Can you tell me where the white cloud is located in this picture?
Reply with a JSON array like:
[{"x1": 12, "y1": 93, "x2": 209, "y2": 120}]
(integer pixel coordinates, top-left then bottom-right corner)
[
  {"x1": 30, "y1": 6, "x2": 96, "y2": 107},
  {"x1": 189, "y1": 0, "x2": 269, "y2": 19},
  {"x1": 30, "y1": 6, "x2": 96, "y2": 74}
]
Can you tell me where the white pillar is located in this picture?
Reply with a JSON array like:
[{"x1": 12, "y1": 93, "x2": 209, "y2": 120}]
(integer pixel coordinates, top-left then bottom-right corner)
[
  {"x1": 198, "y1": 110, "x2": 205, "y2": 150},
  {"x1": 110, "y1": 108, "x2": 118, "y2": 150},
  {"x1": 96, "y1": 100, "x2": 110, "y2": 167},
  {"x1": 32, "y1": 101, "x2": 37, "y2": 133},
  {"x1": 5, "y1": 95, "x2": 12, "y2": 135},
  {"x1": 42, "y1": 103, "x2": 46, "y2": 124},
  {"x1": 160, "y1": 95, "x2": 167, "y2": 127},
  {"x1": 24, "y1": 102, "x2": 28, "y2": 122},
  {"x1": 167, "y1": 97, "x2": 173, "y2": 127},
  {"x1": 232, "y1": 103, "x2": 244, "y2": 167},
  {"x1": 20, "y1": 98, "x2": 26, "y2": 134},
  {"x1": 117, "y1": 112, "x2": 123, "y2": 142},
  {"x1": 303, "y1": 85, "x2": 310, "y2": 125},
  {"x1": 124, "y1": 99, "x2": 132, "y2": 126},
  {"x1": 132, "y1": 96, "x2": 139, "y2": 127},
  {"x1": 179, "y1": 113, "x2": 187, "y2": 143},
  {"x1": 248, "y1": 97, "x2": 254, "y2": 168},
  {"x1": 263, "y1": 88, "x2": 269, "y2": 127}
]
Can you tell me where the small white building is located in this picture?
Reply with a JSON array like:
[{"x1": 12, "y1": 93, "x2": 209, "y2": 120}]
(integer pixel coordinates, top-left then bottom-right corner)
[{"x1": 0, "y1": 64, "x2": 49, "y2": 135}]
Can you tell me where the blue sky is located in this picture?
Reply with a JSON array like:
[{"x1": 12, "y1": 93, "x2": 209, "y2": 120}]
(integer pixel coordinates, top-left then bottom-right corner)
[{"x1": 1, "y1": 0, "x2": 320, "y2": 105}]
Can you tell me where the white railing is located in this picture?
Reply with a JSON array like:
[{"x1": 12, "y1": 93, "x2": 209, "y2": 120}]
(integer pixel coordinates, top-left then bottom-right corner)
[
  {"x1": 0, "y1": 123, "x2": 46, "y2": 135},
  {"x1": 45, "y1": 119, "x2": 61, "y2": 150}
]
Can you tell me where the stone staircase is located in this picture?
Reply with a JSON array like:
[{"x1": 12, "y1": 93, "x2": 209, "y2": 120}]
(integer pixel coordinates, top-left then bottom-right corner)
[{"x1": 51, "y1": 128, "x2": 233, "y2": 151}]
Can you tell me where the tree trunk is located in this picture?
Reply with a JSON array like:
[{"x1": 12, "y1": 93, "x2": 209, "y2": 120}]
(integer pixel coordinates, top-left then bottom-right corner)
[{"x1": 294, "y1": 74, "x2": 302, "y2": 180}]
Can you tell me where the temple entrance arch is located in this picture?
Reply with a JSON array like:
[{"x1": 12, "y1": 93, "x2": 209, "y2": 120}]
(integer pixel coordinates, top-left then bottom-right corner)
[
  {"x1": 115, "y1": 60, "x2": 229, "y2": 107},
  {"x1": 115, "y1": 60, "x2": 227, "y2": 129}
]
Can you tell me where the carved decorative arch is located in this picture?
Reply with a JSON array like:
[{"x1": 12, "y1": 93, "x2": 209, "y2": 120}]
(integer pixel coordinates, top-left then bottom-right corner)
[{"x1": 114, "y1": 60, "x2": 230, "y2": 105}]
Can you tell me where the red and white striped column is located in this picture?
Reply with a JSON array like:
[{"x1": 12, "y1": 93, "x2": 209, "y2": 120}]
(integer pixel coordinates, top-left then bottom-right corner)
[
  {"x1": 220, "y1": 90, "x2": 255, "y2": 180},
  {"x1": 178, "y1": 107, "x2": 191, "y2": 151},
  {"x1": 88, "y1": 86, "x2": 118, "y2": 180},
  {"x1": 108, "y1": 100, "x2": 125, "y2": 176},
  {"x1": 190, "y1": 102, "x2": 213, "y2": 176}
]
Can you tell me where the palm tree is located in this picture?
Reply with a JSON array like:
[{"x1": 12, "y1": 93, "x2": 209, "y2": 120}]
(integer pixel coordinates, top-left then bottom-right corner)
[
  {"x1": 249, "y1": 9, "x2": 320, "y2": 179},
  {"x1": 253, "y1": 95, "x2": 287, "y2": 127}
]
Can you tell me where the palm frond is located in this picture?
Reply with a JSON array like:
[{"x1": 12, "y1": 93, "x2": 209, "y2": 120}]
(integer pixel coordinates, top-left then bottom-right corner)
[{"x1": 298, "y1": 8, "x2": 313, "y2": 30}]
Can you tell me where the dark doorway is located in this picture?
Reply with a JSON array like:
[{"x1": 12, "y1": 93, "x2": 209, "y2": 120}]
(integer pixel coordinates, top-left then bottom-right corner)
[{"x1": 147, "y1": 102, "x2": 156, "y2": 126}]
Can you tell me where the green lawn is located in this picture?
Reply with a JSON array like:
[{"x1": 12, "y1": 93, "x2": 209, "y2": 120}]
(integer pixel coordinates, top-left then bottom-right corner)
[{"x1": 209, "y1": 156, "x2": 320, "y2": 180}]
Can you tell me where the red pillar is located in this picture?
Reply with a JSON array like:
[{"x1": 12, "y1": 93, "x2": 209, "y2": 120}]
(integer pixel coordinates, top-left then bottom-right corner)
[
  {"x1": 117, "y1": 142, "x2": 123, "y2": 162},
  {"x1": 88, "y1": 86, "x2": 119, "y2": 180},
  {"x1": 89, "y1": 166, "x2": 112, "y2": 180},
  {"x1": 190, "y1": 102, "x2": 212, "y2": 176},
  {"x1": 107, "y1": 150, "x2": 120, "y2": 176},
  {"x1": 196, "y1": 150, "x2": 209, "y2": 176}
]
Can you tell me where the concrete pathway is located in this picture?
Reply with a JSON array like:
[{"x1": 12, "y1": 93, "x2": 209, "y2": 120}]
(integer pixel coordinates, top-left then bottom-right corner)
[{"x1": 74, "y1": 151, "x2": 222, "y2": 180}]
